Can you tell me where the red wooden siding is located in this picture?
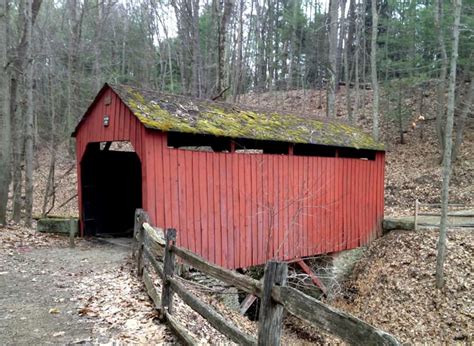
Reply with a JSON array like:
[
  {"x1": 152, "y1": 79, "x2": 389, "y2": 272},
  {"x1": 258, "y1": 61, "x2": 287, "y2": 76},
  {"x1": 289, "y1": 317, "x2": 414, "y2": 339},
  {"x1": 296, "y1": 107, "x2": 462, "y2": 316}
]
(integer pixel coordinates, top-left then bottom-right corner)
[
  {"x1": 75, "y1": 88, "x2": 385, "y2": 269},
  {"x1": 144, "y1": 131, "x2": 385, "y2": 269},
  {"x1": 75, "y1": 88, "x2": 148, "y2": 234}
]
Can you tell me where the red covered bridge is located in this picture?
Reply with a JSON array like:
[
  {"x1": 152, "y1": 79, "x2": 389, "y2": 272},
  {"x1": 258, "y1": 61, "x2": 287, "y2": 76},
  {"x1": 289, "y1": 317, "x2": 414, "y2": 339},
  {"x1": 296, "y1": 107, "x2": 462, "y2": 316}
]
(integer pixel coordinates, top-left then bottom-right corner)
[{"x1": 73, "y1": 84, "x2": 385, "y2": 269}]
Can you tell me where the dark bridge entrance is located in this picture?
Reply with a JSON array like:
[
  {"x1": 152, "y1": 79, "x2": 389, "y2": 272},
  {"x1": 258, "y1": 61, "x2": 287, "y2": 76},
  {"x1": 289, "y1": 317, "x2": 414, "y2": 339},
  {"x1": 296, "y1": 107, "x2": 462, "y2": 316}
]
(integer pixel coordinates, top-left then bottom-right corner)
[{"x1": 80, "y1": 142, "x2": 142, "y2": 236}]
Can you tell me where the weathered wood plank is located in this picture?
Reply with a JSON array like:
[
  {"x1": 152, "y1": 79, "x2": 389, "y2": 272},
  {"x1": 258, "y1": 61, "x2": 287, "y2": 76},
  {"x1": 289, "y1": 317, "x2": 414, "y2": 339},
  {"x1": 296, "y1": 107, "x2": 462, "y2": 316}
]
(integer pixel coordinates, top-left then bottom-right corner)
[
  {"x1": 143, "y1": 246, "x2": 164, "y2": 279},
  {"x1": 143, "y1": 226, "x2": 165, "y2": 259},
  {"x1": 164, "y1": 310, "x2": 199, "y2": 345},
  {"x1": 171, "y1": 244, "x2": 262, "y2": 297},
  {"x1": 258, "y1": 261, "x2": 288, "y2": 346},
  {"x1": 143, "y1": 268, "x2": 161, "y2": 310},
  {"x1": 143, "y1": 222, "x2": 165, "y2": 245},
  {"x1": 161, "y1": 229, "x2": 177, "y2": 316},
  {"x1": 169, "y1": 276, "x2": 257, "y2": 346},
  {"x1": 272, "y1": 286, "x2": 399, "y2": 345}
]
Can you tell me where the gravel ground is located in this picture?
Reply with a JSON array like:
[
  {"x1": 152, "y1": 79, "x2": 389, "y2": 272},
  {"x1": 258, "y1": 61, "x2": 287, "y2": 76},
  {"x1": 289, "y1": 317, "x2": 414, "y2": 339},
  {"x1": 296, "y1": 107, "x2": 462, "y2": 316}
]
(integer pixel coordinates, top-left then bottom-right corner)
[{"x1": 0, "y1": 236, "x2": 172, "y2": 344}]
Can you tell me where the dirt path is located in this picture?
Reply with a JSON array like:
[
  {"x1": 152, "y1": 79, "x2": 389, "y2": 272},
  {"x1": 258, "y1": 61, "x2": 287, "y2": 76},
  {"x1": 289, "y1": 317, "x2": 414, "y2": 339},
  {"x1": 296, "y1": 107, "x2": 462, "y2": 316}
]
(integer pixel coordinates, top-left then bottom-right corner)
[{"x1": 0, "y1": 238, "x2": 172, "y2": 344}]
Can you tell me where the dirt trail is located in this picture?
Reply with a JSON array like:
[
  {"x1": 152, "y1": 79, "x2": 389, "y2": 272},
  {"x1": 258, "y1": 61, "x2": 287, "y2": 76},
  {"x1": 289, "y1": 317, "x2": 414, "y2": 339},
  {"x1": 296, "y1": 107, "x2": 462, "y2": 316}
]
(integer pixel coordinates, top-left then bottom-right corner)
[{"x1": 0, "y1": 238, "x2": 171, "y2": 344}]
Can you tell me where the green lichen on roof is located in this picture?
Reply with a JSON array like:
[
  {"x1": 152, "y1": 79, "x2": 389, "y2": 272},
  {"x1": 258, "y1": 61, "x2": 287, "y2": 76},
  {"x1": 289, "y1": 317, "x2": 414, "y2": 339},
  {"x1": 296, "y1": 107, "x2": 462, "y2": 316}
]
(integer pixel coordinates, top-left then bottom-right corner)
[{"x1": 110, "y1": 84, "x2": 384, "y2": 151}]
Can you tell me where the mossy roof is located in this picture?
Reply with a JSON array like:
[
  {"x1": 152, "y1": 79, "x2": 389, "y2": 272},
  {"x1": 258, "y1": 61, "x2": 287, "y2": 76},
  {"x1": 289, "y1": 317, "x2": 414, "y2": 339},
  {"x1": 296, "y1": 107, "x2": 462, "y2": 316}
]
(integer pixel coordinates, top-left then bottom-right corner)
[{"x1": 78, "y1": 83, "x2": 384, "y2": 151}]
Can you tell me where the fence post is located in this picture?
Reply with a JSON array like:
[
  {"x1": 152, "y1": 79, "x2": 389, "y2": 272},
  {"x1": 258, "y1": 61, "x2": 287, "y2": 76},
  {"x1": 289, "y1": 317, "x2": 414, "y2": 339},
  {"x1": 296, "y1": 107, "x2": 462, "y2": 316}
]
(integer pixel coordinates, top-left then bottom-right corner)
[
  {"x1": 161, "y1": 228, "x2": 177, "y2": 319},
  {"x1": 135, "y1": 209, "x2": 149, "y2": 277},
  {"x1": 414, "y1": 199, "x2": 419, "y2": 231},
  {"x1": 258, "y1": 261, "x2": 288, "y2": 346}
]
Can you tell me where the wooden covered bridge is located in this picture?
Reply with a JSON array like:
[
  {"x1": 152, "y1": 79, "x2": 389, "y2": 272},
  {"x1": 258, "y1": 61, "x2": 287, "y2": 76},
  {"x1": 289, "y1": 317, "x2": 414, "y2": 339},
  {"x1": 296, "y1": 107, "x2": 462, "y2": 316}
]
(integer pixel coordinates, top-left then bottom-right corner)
[{"x1": 73, "y1": 83, "x2": 385, "y2": 269}]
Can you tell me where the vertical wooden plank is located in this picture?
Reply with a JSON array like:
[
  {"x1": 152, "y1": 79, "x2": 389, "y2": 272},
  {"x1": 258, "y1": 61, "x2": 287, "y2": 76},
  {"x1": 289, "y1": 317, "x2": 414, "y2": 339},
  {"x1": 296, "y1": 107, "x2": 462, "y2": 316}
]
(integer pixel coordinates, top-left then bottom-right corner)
[
  {"x1": 177, "y1": 150, "x2": 188, "y2": 250},
  {"x1": 351, "y1": 159, "x2": 357, "y2": 248},
  {"x1": 244, "y1": 154, "x2": 252, "y2": 266},
  {"x1": 257, "y1": 157, "x2": 264, "y2": 265},
  {"x1": 232, "y1": 153, "x2": 241, "y2": 268},
  {"x1": 287, "y1": 156, "x2": 295, "y2": 260},
  {"x1": 212, "y1": 154, "x2": 222, "y2": 266},
  {"x1": 199, "y1": 152, "x2": 209, "y2": 261},
  {"x1": 250, "y1": 156, "x2": 257, "y2": 265},
  {"x1": 377, "y1": 153, "x2": 384, "y2": 236},
  {"x1": 279, "y1": 156, "x2": 289, "y2": 260},
  {"x1": 303, "y1": 156, "x2": 310, "y2": 255},
  {"x1": 237, "y1": 154, "x2": 245, "y2": 268},
  {"x1": 206, "y1": 152, "x2": 215, "y2": 264},
  {"x1": 162, "y1": 136, "x2": 172, "y2": 228},
  {"x1": 270, "y1": 155, "x2": 281, "y2": 258},
  {"x1": 170, "y1": 149, "x2": 180, "y2": 231},
  {"x1": 139, "y1": 129, "x2": 148, "y2": 218},
  {"x1": 146, "y1": 133, "x2": 157, "y2": 226},
  {"x1": 219, "y1": 154, "x2": 229, "y2": 268},
  {"x1": 266, "y1": 155, "x2": 274, "y2": 260},
  {"x1": 184, "y1": 150, "x2": 194, "y2": 252},
  {"x1": 225, "y1": 154, "x2": 235, "y2": 268},
  {"x1": 328, "y1": 158, "x2": 335, "y2": 253},
  {"x1": 361, "y1": 159, "x2": 367, "y2": 245},
  {"x1": 356, "y1": 160, "x2": 362, "y2": 247},
  {"x1": 319, "y1": 157, "x2": 327, "y2": 254},
  {"x1": 161, "y1": 229, "x2": 177, "y2": 316},
  {"x1": 257, "y1": 261, "x2": 288, "y2": 346},
  {"x1": 192, "y1": 152, "x2": 202, "y2": 257}
]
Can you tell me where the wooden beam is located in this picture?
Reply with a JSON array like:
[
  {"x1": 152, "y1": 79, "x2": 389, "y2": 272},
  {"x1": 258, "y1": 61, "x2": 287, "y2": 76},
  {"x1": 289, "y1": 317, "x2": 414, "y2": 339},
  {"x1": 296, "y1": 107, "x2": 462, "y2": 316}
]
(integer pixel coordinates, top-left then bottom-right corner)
[
  {"x1": 164, "y1": 310, "x2": 199, "y2": 345},
  {"x1": 161, "y1": 229, "x2": 177, "y2": 316},
  {"x1": 171, "y1": 245, "x2": 262, "y2": 297},
  {"x1": 143, "y1": 268, "x2": 161, "y2": 310},
  {"x1": 296, "y1": 259, "x2": 327, "y2": 295},
  {"x1": 258, "y1": 261, "x2": 288, "y2": 346},
  {"x1": 271, "y1": 286, "x2": 399, "y2": 345},
  {"x1": 143, "y1": 246, "x2": 164, "y2": 279},
  {"x1": 169, "y1": 276, "x2": 257, "y2": 345},
  {"x1": 240, "y1": 294, "x2": 257, "y2": 315}
]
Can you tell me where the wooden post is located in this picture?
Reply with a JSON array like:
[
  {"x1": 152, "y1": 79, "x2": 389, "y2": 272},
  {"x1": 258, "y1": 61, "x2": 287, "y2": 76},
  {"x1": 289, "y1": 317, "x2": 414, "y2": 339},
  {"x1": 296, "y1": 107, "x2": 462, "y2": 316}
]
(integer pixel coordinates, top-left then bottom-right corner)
[
  {"x1": 414, "y1": 199, "x2": 419, "y2": 231},
  {"x1": 161, "y1": 228, "x2": 177, "y2": 318},
  {"x1": 258, "y1": 261, "x2": 288, "y2": 346},
  {"x1": 136, "y1": 210, "x2": 149, "y2": 277},
  {"x1": 132, "y1": 208, "x2": 143, "y2": 259},
  {"x1": 69, "y1": 219, "x2": 75, "y2": 249}
]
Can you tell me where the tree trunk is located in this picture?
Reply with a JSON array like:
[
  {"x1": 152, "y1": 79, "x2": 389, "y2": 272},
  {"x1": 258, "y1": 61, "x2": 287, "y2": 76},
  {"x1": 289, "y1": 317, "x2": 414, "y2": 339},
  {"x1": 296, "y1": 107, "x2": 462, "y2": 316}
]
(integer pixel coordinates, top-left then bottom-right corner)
[
  {"x1": 452, "y1": 77, "x2": 474, "y2": 162},
  {"x1": 370, "y1": 0, "x2": 380, "y2": 140},
  {"x1": 217, "y1": 0, "x2": 234, "y2": 95},
  {"x1": 436, "y1": 0, "x2": 462, "y2": 289},
  {"x1": 344, "y1": 0, "x2": 353, "y2": 122},
  {"x1": 0, "y1": 0, "x2": 11, "y2": 225},
  {"x1": 434, "y1": 0, "x2": 448, "y2": 160},
  {"x1": 327, "y1": 0, "x2": 339, "y2": 117},
  {"x1": 24, "y1": 0, "x2": 36, "y2": 227}
]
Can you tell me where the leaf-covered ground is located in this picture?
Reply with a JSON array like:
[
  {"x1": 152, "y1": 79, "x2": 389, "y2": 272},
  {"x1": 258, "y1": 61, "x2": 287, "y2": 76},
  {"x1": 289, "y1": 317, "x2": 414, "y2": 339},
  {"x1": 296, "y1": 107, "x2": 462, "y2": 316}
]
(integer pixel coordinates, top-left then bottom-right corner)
[
  {"x1": 329, "y1": 229, "x2": 473, "y2": 344},
  {"x1": 0, "y1": 228, "x2": 174, "y2": 344}
]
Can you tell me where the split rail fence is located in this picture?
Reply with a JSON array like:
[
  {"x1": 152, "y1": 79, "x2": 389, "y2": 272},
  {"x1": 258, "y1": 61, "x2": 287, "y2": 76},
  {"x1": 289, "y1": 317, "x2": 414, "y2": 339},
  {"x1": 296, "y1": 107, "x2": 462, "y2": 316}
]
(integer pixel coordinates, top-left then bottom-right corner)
[
  {"x1": 414, "y1": 199, "x2": 474, "y2": 230},
  {"x1": 133, "y1": 209, "x2": 399, "y2": 345}
]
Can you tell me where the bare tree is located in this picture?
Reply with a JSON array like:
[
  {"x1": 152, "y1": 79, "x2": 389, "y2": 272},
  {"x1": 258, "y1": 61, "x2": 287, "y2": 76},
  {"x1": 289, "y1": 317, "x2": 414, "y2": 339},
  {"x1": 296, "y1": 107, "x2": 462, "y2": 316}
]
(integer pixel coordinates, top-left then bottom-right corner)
[
  {"x1": 327, "y1": 0, "x2": 339, "y2": 117},
  {"x1": 217, "y1": 0, "x2": 234, "y2": 95},
  {"x1": 452, "y1": 73, "x2": 474, "y2": 162},
  {"x1": 24, "y1": 0, "x2": 40, "y2": 227},
  {"x1": 0, "y1": 0, "x2": 10, "y2": 225},
  {"x1": 436, "y1": 0, "x2": 462, "y2": 289},
  {"x1": 434, "y1": 0, "x2": 449, "y2": 160},
  {"x1": 370, "y1": 0, "x2": 380, "y2": 140}
]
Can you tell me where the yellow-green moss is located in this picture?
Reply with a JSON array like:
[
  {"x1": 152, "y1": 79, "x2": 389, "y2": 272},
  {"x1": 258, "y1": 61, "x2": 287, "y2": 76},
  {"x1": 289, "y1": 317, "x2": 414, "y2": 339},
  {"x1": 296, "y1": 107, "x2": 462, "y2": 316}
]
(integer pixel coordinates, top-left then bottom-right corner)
[{"x1": 111, "y1": 84, "x2": 384, "y2": 151}]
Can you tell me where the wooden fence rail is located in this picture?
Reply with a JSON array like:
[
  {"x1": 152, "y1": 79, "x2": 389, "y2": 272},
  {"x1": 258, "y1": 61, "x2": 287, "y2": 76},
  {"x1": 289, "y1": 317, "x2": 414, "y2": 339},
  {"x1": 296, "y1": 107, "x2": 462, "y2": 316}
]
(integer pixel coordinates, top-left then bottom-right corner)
[
  {"x1": 414, "y1": 199, "x2": 474, "y2": 230},
  {"x1": 133, "y1": 209, "x2": 399, "y2": 345}
]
